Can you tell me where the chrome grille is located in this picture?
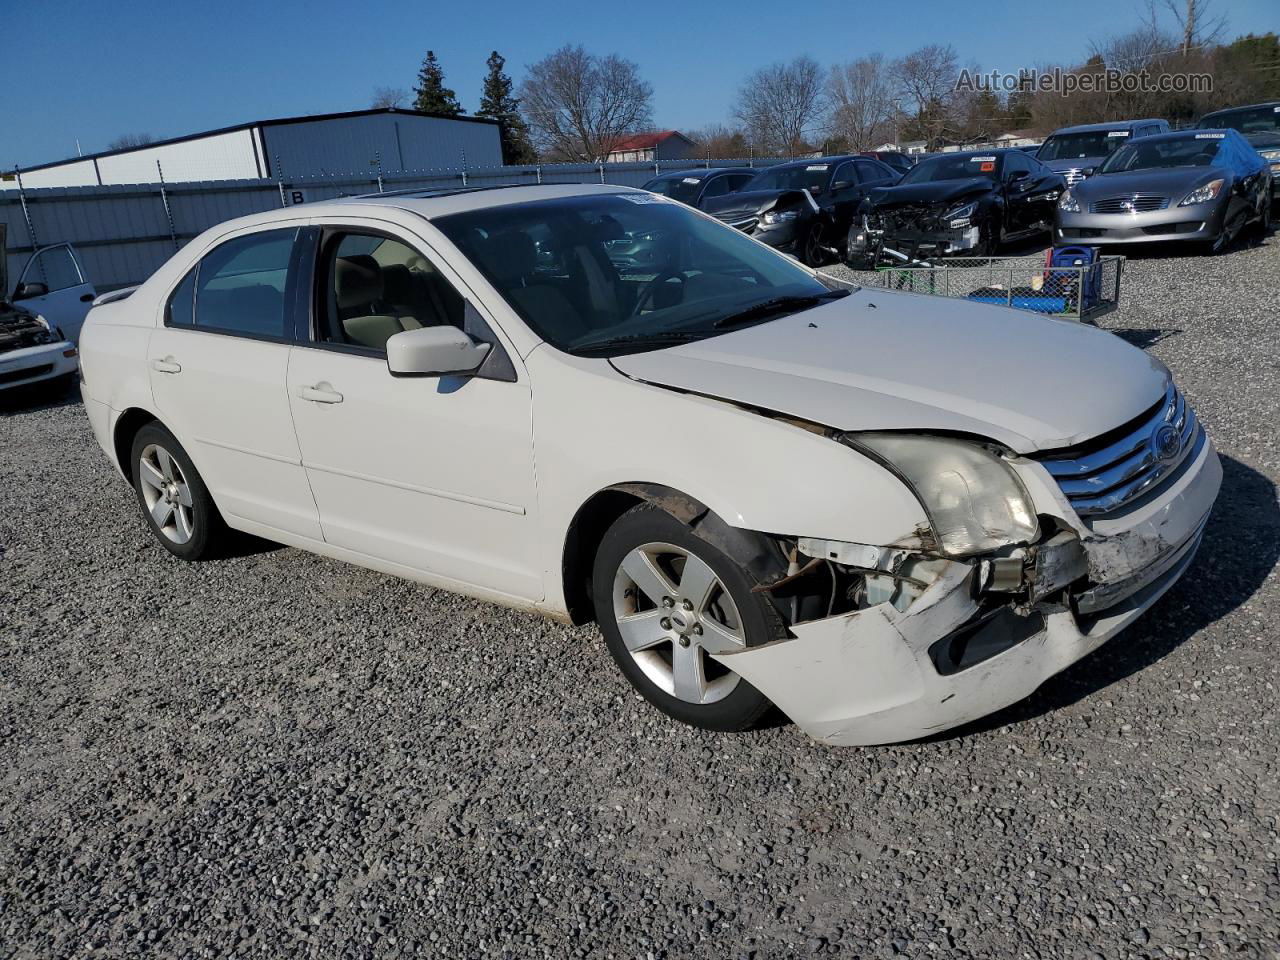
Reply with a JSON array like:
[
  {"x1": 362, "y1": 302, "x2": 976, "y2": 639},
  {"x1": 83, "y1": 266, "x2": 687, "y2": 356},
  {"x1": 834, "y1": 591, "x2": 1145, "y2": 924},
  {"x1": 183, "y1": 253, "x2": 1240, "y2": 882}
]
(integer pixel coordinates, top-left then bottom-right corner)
[
  {"x1": 1090, "y1": 194, "x2": 1170, "y2": 214},
  {"x1": 1063, "y1": 168, "x2": 1086, "y2": 185},
  {"x1": 1036, "y1": 385, "x2": 1202, "y2": 518}
]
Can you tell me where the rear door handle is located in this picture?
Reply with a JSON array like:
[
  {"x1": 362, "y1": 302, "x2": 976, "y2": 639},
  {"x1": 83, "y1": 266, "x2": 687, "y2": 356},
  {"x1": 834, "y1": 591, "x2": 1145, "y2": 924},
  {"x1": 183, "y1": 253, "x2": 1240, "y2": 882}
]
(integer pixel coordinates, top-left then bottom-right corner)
[
  {"x1": 297, "y1": 383, "x2": 343, "y2": 404},
  {"x1": 151, "y1": 357, "x2": 182, "y2": 374}
]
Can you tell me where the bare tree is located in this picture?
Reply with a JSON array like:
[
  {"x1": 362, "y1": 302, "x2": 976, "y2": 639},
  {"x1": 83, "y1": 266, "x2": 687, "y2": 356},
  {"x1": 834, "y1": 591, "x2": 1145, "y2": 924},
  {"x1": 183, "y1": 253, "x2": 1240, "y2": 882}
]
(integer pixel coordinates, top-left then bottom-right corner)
[
  {"x1": 371, "y1": 86, "x2": 410, "y2": 109},
  {"x1": 891, "y1": 44, "x2": 959, "y2": 115},
  {"x1": 107, "y1": 133, "x2": 155, "y2": 151},
  {"x1": 1161, "y1": 0, "x2": 1227, "y2": 55},
  {"x1": 827, "y1": 54, "x2": 897, "y2": 151},
  {"x1": 519, "y1": 45, "x2": 653, "y2": 161},
  {"x1": 688, "y1": 124, "x2": 750, "y2": 158},
  {"x1": 733, "y1": 57, "x2": 825, "y2": 156}
]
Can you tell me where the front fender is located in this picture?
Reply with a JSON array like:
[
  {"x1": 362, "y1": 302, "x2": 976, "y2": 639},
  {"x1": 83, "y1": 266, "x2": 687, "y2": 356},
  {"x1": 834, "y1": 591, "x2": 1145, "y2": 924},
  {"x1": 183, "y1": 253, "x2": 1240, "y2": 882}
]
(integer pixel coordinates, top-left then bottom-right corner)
[{"x1": 529, "y1": 348, "x2": 930, "y2": 617}]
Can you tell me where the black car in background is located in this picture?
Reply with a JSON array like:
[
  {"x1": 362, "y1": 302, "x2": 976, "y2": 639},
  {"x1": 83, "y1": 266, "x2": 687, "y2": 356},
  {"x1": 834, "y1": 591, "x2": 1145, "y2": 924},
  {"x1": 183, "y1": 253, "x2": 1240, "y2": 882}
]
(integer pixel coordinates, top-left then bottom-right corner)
[
  {"x1": 640, "y1": 167, "x2": 758, "y2": 209},
  {"x1": 700, "y1": 156, "x2": 900, "y2": 265},
  {"x1": 1035, "y1": 119, "x2": 1169, "y2": 186},
  {"x1": 860, "y1": 150, "x2": 915, "y2": 176},
  {"x1": 1199, "y1": 101, "x2": 1280, "y2": 202},
  {"x1": 847, "y1": 148, "x2": 1066, "y2": 265}
]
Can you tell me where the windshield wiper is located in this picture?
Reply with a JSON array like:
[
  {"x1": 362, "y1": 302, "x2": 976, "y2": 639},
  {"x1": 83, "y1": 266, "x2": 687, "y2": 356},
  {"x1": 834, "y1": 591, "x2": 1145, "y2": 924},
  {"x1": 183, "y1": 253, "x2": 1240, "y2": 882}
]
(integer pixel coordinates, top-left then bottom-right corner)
[
  {"x1": 569, "y1": 330, "x2": 707, "y2": 356},
  {"x1": 712, "y1": 289, "x2": 850, "y2": 329}
]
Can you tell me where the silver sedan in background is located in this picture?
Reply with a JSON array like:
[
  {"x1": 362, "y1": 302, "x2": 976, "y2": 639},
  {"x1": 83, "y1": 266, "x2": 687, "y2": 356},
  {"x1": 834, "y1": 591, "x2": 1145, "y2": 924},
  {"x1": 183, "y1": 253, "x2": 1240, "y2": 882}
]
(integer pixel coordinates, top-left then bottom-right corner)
[{"x1": 1054, "y1": 128, "x2": 1271, "y2": 254}]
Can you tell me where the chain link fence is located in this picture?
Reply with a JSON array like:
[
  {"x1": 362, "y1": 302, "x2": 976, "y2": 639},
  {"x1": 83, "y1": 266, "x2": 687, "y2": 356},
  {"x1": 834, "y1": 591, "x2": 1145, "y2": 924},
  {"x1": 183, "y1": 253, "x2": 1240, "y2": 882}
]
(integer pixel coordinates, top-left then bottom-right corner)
[{"x1": 861, "y1": 251, "x2": 1124, "y2": 321}]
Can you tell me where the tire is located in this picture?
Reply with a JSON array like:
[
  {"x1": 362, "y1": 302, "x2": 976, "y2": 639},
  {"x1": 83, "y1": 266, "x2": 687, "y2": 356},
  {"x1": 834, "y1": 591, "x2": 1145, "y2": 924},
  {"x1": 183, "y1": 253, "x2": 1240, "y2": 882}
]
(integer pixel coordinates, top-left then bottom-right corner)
[
  {"x1": 801, "y1": 222, "x2": 828, "y2": 267},
  {"x1": 591, "y1": 503, "x2": 785, "y2": 732},
  {"x1": 130, "y1": 422, "x2": 228, "y2": 560}
]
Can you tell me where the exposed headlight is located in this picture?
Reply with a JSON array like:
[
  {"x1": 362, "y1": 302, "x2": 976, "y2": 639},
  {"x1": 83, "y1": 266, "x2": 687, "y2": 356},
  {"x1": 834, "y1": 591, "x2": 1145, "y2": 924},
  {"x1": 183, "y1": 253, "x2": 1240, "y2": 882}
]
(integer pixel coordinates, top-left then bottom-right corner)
[
  {"x1": 761, "y1": 209, "x2": 799, "y2": 225},
  {"x1": 943, "y1": 202, "x2": 977, "y2": 223},
  {"x1": 1259, "y1": 149, "x2": 1280, "y2": 161},
  {"x1": 1179, "y1": 178, "x2": 1224, "y2": 206},
  {"x1": 1057, "y1": 189, "x2": 1081, "y2": 213},
  {"x1": 848, "y1": 434, "x2": 1039, "y2": 557}
]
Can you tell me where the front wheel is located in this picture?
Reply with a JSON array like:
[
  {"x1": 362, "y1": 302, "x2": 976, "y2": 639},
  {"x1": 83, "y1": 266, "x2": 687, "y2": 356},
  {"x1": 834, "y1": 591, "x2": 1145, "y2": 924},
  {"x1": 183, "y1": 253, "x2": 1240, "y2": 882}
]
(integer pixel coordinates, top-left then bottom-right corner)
[
  {"x1": 800, "y1": 222, "x2": 829, "y2": 267},
  {"x1": 130, "y1": 422, "x2": 228, "y2": 560},
  {"x1": 591, "y1": 504, "x2": 784, "y2": 731}
]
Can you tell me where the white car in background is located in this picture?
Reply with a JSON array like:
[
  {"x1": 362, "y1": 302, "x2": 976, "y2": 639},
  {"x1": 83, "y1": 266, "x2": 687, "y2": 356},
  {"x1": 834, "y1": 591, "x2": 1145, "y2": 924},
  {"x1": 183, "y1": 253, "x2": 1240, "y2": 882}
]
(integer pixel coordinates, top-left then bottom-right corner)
[
  {"x1": 77, "y1": 184, "x2": 1220, "y2": 746},
  {"x1": 1, "y1": 230, "x2": 94, "y2": 393}
]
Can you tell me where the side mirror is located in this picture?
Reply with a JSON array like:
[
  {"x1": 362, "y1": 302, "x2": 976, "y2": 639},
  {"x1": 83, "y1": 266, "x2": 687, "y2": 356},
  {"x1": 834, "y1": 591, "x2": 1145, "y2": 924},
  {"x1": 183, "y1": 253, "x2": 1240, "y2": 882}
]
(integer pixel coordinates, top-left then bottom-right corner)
[
  {"x1": 1080, "y1": 167, "x2": 1096, "y2": 178},
  {"x1": 386, "y1": 325, "x2": 491, "y2": 378},
  {"x1": 14, "y1": 281, "x2": 48, "y2": 300}
]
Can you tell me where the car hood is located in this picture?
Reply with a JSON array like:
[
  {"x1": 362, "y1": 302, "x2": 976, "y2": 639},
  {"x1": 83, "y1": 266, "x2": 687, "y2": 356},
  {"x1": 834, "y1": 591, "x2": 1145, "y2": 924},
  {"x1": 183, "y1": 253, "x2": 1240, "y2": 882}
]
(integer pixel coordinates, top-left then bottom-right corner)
[
  {"x1": 610, "y1": 288, "x2": 1167, "y2": 454},
  {"x1": 1073, "y1": 166, "x2": 1227, "y2": 198},
  {"x1": 702, "y1": 189, "x2": 813, "y2": 219},
  {"x1": 1244, "y1": 132, "x2": 1280, "y2": 150},
  {"x1": 1041, "y1": 156, "x2": 1106, "y2": 173},
  {"x1": 868, "y1": 178, "x2": 993, "y2": 209}
]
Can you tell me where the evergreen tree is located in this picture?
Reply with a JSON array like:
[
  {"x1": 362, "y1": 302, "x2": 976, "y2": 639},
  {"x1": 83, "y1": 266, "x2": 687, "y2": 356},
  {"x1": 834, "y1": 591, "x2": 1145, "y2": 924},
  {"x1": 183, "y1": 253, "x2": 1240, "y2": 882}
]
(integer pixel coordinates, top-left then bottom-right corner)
[
  {"x1": 477, "y1": 51, "x2": 537, "y2": 164},
  {"x1": 414, "y1": 51, "x2": 463, "y2": 116}
]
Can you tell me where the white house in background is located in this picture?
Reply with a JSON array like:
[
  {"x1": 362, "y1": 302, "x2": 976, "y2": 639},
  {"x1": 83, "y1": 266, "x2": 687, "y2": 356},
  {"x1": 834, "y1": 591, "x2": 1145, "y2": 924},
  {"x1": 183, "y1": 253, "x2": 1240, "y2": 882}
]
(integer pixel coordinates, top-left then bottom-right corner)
[
  {"x1": 874, "y1": 140, "x2": 928, "y2": 155},
  {"x1": 992, "y1": 130, "x2": 1042, "y2": 149},
  {"x1": 605, "y1": 131, "x2": 697, "y2": 164},
  {"x1": 4, "y1": 108, "x2": 503, "y2": 189}
]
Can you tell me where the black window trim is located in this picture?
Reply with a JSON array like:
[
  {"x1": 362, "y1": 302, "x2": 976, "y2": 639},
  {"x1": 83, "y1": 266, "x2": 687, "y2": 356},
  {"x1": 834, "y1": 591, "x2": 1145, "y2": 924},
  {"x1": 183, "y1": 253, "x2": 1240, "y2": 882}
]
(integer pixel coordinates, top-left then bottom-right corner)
[{"x1": 162, "y1": 225, "x2": 306, "y2": 346}]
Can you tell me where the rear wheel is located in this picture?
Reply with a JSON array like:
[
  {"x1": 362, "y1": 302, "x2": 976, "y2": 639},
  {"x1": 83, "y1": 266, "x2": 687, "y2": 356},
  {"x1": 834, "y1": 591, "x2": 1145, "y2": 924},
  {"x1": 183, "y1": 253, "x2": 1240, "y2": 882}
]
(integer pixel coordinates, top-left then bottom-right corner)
[
  {"x1": 130, "y1": 423, "x2": 228, "y2": 560},
  {"x1": 592, "y1": 504, "x2": 783, "y2": 731}
]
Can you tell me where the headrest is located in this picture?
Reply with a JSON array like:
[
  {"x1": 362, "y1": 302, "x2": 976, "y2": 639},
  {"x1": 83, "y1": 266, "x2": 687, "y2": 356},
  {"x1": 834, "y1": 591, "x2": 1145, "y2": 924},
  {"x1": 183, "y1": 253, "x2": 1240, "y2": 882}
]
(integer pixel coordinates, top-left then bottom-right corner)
[
  {"x1": 477, "y1": 231, "x2": 538, "y2": 284},
  {"x1": 381, "y1": 263, "x2": 416, "y2": 304},
  {"x1": 335, "y1": 254, "x2": 381, "y2": 308}
]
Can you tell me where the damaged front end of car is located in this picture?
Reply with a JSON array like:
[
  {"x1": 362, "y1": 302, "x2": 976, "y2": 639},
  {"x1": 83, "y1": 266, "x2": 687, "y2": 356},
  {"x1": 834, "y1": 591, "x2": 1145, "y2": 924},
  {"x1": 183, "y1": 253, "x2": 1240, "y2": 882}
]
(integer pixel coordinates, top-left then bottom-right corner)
[
  {"x1": 849, "y1": 199, "x2": 993, "y2": 268},
  {"x1": 706, "y1": 418, "x2": 1221, "y2": 746}
]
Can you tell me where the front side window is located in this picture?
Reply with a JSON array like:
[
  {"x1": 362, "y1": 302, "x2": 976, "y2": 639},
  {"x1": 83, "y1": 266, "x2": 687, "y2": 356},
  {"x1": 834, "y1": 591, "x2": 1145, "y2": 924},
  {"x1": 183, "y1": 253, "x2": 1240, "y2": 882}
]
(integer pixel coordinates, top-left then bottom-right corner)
[
  {"x1": 434, "y1": 193, "x2": 840, "y2": 358},
  {"x1": 193, "y1": 229, "x2": 297, "y2": 337},
  {"x1": 24, "y1": 245, "x2": 82, "y2": 293},
  {"x1": 317, "y1": 232, "x2": 465, "y2": 352},
  {"x1": 700, "y1": 176, "x2": 731, "y2": 199}
]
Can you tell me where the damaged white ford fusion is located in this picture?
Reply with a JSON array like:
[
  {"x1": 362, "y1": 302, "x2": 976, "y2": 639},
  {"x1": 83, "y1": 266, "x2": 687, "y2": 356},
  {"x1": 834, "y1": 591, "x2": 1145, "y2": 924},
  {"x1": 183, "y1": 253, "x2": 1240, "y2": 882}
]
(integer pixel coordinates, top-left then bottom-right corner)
[{"x1": 77, "y1": 184, "x2": 1220, "y2": 746}]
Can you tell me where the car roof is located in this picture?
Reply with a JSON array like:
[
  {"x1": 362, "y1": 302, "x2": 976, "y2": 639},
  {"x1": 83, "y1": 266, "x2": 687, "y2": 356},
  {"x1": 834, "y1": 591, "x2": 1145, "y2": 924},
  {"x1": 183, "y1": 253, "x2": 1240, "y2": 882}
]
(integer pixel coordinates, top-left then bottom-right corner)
[
  {"x1": 648, "y1": 167, "x2": 755, "y2": 179},
  {"x1": 768, "y1": 155, "x2": 858, "y2": 169},
  {"x1": 917, "y1": 149, "x2": 1019, "y2": 160},
  {"x1": 1200, "y1": 100, "x2": 1280, "y2": 118},
  {"x1": 1049, "y1": 119, "x2": 1166, "y2": 134},
  {"x1": 1132, "y1": 128, "x2": 1241, "y2": 144}
]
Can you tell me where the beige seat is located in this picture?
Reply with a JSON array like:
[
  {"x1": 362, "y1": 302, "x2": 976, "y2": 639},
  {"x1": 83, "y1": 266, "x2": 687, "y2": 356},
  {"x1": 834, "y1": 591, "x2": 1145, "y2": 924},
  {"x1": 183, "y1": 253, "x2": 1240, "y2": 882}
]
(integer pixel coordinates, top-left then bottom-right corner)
[{"x1": 334, "y1": 254, "x2": 416, "y2": 350}]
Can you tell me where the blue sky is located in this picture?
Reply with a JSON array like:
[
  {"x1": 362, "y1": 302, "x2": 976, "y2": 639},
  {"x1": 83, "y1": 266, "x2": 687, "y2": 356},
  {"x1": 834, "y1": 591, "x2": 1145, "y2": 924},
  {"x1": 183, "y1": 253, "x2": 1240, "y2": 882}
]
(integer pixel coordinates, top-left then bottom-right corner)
[{"x1": 6, "y1": 0, "x2": 1277, "y2": 168}]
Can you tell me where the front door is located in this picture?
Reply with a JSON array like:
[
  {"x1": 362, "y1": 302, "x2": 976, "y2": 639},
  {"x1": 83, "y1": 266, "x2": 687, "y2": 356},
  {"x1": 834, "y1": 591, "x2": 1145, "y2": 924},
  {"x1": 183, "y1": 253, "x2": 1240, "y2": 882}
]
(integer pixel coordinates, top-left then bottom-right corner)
[
  {"x1": 286, "y1": 224, "x2": 541, "y2": 601},
  {"x1": 147, "y1": 226, "x2": 322, "y2": 540},
  {"x1": 12, "y1": 243, "x2": 96, "y2": 343}
]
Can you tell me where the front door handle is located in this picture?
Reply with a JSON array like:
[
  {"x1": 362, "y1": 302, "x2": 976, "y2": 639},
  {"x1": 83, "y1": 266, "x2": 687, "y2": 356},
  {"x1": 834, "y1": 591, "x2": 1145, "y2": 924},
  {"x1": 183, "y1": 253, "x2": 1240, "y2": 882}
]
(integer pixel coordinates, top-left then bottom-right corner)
[
  {"x1": 297, "y1": 383, "x2": 343, "y2": 404},
  {"x1": 151, "y1": 357, "x2": 182, "y2": 374}
]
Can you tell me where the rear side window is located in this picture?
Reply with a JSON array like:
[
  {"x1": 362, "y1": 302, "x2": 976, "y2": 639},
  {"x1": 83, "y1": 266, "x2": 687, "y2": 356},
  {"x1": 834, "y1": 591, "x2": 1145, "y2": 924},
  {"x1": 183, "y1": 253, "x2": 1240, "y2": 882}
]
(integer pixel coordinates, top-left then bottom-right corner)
[{"x1": 193, "y1": 229, "x2": 297, "y2": 338}]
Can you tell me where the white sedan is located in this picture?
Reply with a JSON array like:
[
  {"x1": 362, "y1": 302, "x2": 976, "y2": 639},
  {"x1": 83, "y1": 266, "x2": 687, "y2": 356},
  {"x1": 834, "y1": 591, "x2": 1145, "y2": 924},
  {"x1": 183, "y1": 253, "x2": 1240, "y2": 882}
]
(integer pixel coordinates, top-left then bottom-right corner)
[{"x1": 78, "y1": 184, "x2": 1220, "y2": 746}]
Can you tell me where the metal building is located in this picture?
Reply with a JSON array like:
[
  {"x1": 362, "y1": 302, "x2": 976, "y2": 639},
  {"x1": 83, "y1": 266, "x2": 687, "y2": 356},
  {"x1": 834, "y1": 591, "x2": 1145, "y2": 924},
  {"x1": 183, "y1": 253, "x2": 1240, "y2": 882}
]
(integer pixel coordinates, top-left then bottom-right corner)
[{"x1": 5, "y1": 108, "x2": 503, "y2": 188}]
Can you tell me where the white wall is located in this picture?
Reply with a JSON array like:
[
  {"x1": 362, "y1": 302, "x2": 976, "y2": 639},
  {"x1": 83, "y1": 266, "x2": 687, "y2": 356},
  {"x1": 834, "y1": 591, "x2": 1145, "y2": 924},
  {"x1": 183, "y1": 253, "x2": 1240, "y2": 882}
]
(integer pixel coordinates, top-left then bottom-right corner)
[{"x1": 97, "y1": 129, "x2": 261, "y2": 184}]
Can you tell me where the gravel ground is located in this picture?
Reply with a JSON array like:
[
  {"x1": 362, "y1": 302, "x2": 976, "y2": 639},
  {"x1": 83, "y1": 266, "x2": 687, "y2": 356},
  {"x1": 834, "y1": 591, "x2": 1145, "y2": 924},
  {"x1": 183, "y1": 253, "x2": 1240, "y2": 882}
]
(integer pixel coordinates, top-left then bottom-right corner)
[{"x1": 2, "y1": 234, "x2": 1278, "y2": 960}]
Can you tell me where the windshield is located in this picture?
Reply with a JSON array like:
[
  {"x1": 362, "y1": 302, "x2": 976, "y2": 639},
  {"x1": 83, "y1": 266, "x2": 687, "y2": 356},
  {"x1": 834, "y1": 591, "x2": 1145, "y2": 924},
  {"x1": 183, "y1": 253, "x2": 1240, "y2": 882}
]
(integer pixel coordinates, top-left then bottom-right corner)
[
  {"x1": 743, "y1": 163, "x2": 832, "y2": 193},
  {"x1": 434, "y1": 194, "x2": 836, "y2": 357},
  {"x1": 1098, "y1": 135, "x2": 1222, "y2": 173},
  {"x1": 1201, "y1": 105, "x2": 1280, "y2": 135},
  {"x1": 642, "y1": 175, "x2": 703, "y2": 205},
  {"x1": 899, "y1": 154, "x2": 1001, "y2": 184},
  {"x1": 1037, "y1": 130, "x2": 1130, "y2": 161}
]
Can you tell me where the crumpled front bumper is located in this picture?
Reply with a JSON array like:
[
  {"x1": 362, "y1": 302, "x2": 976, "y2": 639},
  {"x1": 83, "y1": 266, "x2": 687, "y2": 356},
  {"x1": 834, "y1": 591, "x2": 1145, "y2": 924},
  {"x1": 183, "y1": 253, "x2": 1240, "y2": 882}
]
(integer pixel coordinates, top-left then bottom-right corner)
[{"x1": 710, "y1": 437, "x2": 1222, "y2": 746}]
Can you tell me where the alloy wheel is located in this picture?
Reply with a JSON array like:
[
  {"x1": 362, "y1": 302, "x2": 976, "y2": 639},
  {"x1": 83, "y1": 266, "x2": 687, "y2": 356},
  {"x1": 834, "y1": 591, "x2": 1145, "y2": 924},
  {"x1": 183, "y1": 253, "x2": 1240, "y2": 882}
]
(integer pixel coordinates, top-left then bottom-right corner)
[
  {"x1": 138, "y1": 443, "x2": 195, "y2": 544},
  {"x1": 611, "y1": 541, "x2": 747, "y2": 705}
]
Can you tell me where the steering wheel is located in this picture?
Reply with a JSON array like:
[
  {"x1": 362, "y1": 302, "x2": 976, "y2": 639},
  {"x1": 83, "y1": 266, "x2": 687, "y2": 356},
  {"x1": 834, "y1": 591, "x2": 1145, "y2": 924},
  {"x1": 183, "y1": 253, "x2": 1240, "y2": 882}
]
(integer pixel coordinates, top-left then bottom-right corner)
[{"x1": 630, "y1": 267, "x2": 693, "y2": 318}]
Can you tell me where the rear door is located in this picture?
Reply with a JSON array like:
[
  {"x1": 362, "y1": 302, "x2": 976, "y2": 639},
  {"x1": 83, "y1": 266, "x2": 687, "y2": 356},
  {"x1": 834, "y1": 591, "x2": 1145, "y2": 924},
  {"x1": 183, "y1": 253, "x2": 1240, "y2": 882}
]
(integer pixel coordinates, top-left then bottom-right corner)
[
  {"x1": 147, "y1": 225, "x2": 322, "y2": 540},
  {"x1": 12, "y1": 243, "x2": 96, "y2": 343}
]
